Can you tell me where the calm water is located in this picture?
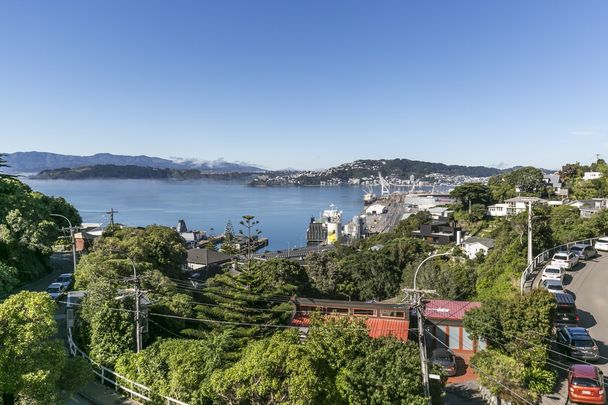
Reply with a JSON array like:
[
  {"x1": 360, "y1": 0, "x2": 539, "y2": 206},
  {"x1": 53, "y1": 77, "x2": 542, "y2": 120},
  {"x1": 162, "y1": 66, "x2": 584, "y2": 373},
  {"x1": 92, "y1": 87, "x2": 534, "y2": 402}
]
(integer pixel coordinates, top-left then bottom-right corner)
[{"x1": 24, "y1": 179, "x2": 366, "y2": 251}]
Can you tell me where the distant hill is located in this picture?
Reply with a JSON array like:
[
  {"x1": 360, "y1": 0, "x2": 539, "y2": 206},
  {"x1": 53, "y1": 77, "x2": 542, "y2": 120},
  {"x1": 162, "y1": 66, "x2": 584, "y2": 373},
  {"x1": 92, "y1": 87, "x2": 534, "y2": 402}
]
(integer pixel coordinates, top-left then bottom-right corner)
[
  {"x1": 250, "y1": 158, "x2": 503, "y2": 186},
  {"x1": 1, "y1": 152, "x2": 264, "y2": 174},
  {"x1": 32, "y1": 165, "x2": 259, "y2": 181}
]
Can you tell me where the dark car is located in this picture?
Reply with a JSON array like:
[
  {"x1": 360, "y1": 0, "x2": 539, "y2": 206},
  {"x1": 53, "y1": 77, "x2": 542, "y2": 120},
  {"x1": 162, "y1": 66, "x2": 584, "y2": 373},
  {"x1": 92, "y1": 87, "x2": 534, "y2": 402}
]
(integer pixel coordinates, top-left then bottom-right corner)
[
  {"x1": 557, "y1": 326, "x2": 599, "y2": 362},
  {"x1": 554, "y1": 292, "x2": 578, "y2": 327},
  {"x1": 430, "y1": 348, "x2": 457, "y2": 377},
  {"x1": 570, "y1": 244, "x2": 598, "y2": 261},
  {"x1": 568, "y1": 364, "x2": 605, "y2": 404}
]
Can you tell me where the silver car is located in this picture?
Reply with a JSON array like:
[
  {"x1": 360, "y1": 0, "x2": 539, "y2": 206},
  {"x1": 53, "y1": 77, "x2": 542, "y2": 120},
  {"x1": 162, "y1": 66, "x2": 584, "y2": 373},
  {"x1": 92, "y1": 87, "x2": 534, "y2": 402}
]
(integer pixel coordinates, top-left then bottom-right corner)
[
  {"x1": 46, "y1": 282, "x2": 66, "y2": 300},
  {"x1": 570, "y1": 244, "x2": 597, "y2": 261}
]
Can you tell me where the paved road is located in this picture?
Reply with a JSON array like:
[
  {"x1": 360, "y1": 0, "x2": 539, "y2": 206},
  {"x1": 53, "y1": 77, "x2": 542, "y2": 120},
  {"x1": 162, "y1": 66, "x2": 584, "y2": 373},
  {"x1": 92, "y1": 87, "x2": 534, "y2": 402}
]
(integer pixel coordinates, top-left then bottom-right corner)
[{"x1": 537, "y1": 253, "x2": 608, "y2": 404}]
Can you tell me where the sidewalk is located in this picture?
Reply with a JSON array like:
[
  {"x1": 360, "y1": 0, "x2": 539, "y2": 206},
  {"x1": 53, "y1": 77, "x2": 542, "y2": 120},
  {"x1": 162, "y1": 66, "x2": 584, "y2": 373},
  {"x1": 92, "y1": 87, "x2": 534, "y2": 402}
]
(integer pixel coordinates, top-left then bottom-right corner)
[{"x1": 69, "y1": 382, "x2": 141, "y2": 405}]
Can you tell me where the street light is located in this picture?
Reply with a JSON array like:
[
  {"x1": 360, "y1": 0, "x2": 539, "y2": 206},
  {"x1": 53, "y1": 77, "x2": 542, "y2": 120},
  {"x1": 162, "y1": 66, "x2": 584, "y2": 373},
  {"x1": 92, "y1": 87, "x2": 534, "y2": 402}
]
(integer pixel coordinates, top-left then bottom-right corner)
[
  {"x1": 50, "y1": 213, "x2": 77, "y2": 274},
  {"x1": 413, "y1": 251, "x2": 452, "y2": 291}
]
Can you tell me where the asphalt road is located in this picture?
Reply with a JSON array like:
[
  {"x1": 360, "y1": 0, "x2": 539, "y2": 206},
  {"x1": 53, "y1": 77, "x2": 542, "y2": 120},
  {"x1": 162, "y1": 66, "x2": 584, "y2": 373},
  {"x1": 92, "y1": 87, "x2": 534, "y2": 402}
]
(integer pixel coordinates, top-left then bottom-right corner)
[{"x1": 538, "y1": 253, "x2": 608, "y2": 404}]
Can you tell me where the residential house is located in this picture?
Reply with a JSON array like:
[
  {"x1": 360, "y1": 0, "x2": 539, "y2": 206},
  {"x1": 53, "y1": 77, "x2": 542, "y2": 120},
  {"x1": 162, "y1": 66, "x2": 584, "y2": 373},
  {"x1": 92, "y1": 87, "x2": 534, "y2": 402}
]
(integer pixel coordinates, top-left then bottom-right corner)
[
  {"x1": 185, "y1": 248, "x2": 233, "y2": 274},
  {"x1": 567, "y1": 199, "x2": 608, "y2": 218},
  {"x1": 583, "y1": 172, "x2": 603, "y2": 181},
  {"x1": 423, "y1": 299, "x2": 485, "y2": 353},
  {"x1": 487, "y1": 196, "x2": 547, "y2": 217},
  {"x1": 461, "y1": 237, "x2": 495, "y2": 259},
  {"x1": 427, "y1": 206, "x2": 454, "y2": 220},
  {"x1": 290, "y1": 297, "x2": 411, "y2": 341},
  {"x1": 411, "y1": 219, "x2": 461, "y2": 245}
]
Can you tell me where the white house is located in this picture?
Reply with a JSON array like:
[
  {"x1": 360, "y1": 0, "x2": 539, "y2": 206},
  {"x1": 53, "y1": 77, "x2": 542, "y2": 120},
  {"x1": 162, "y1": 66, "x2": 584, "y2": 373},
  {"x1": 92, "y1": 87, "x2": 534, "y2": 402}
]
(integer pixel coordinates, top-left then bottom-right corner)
[
  {"x1": 583, "y1": 172, "x2": 603, "y2": 181},
  {"x1": 487, "y1": 196, "x2": 547, "y2": 217},
  {"x1": 461, "y1": 237, "x2": 495, "y2": 259},
  {"x1": 487, "y1": 203, "x2": 508, "y2": 217}
]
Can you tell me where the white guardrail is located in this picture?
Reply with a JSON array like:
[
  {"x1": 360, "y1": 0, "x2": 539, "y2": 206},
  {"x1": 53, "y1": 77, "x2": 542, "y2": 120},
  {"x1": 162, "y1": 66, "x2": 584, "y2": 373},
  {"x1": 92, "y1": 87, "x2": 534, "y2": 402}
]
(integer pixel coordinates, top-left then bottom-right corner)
[
  {"x1": 520, "y1": 237, "x2": 599, "y2": 293},
  {"x1": 67, "y1": 328, "x2": 189, "y2": 405}
]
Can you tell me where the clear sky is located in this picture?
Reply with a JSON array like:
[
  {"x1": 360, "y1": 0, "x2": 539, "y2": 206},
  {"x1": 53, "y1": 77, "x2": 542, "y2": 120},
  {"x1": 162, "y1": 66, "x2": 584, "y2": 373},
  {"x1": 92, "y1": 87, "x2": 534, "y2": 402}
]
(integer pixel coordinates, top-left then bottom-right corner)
[{"x1": 1, "y1": 1, "x2": 607, "y2": 170}]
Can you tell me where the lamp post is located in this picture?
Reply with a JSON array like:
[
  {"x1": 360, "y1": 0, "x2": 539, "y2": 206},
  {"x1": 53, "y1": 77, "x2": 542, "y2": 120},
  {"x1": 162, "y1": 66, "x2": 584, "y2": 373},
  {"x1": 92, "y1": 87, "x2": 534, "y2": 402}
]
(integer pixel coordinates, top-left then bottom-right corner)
[{"x1": 50, "y1": 213, "x2": 77, "y2": 274}]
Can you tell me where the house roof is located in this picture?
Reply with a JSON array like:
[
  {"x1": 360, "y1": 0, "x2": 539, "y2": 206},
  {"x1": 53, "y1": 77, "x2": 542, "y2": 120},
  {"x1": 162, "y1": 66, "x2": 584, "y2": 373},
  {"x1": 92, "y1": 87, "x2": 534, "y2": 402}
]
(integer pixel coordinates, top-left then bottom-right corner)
[
  {"x1": 294, "y1": 297, "x2": 406, "y2": 312},
  {"x1": 186, "y1": 248, "x2": 233, "y2": 266},
  {"x1": 289, "y1": 313, "x2": 409, "y2": 341},
  {"x1": 423, "y1": 299, "x2": 481, "y2": 321},
  {"x1": 462, "y1": 237, "x2": 495, "y2": 249}
]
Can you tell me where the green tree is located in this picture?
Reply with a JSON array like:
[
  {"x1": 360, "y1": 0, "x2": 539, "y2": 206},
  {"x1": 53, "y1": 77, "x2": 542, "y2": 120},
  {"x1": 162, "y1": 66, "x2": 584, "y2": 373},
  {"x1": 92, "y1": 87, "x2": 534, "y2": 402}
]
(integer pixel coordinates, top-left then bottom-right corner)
[
  {"x1": 450, "y1": 183, "x2": 492, "y2": 211},
  {"x1": 0, "y1": 291, "x2": 91, "y2": 404},
  {"x1": 116, "y1": 333, "x2": 235, "y2": 404},
  {"x1": 210, "y1": 330, "x2": 325, "y2": 405},
  {"x1": 220, "y1": 220, "x2": 239, "y2": 255},
  {"x1": 239, "y1": 215, "x2": 261, "y2": 272},
  {"x1": 75, "y1": 225, "x2": 187, "y2": 290},
  {"x1": 78, "y1": 280, "x2": 136, "y2": 367}
]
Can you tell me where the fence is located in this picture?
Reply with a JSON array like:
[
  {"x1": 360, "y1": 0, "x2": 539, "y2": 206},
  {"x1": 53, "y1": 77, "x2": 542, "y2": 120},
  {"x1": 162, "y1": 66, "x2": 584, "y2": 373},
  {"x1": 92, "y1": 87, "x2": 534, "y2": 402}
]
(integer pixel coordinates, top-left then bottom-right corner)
[
  {"x1": 67, "y1": 328, "x2": 189, "y2": 405},
  {"x1": 520, "y1": 237, "x2": 599, "y2": 293}
]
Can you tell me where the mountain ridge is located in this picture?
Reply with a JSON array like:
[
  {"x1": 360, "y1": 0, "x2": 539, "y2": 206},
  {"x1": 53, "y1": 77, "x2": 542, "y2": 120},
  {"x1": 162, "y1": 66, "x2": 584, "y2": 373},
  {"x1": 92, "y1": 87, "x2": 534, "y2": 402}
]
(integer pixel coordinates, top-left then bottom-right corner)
[{"x1": 1, "y1": 151, "x2": 264, "y2": 173}]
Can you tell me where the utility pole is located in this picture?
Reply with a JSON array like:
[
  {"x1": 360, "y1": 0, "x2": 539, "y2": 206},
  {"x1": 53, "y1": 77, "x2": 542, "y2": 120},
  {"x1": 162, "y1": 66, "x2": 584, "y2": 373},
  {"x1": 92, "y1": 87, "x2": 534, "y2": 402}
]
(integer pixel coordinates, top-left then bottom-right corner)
[
  {"x1": 403, "y1": 287, "x2": 436, "y2": 403},
  {"x1": 106, "y1": 208, "x2": 118, "y2": 227},
  {"x1": 527, "y1": 201, "x2": 533, "y2": 266},
  {"x1": 405, "y1": 251, "x2": 451, "y2": 404},
  {"x1": 124, "y1": 257, "x2": 142, "y2": 353}
]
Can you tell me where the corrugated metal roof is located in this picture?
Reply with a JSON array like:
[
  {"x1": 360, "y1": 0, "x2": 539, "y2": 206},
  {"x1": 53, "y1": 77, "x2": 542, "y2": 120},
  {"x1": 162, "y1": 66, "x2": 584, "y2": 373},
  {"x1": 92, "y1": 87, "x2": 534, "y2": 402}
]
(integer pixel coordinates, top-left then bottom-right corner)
[
  {"x1": 423, "y1": 299, "x2": 481, "y2": 321},
  {"x1": 289, "y1": 313, "x2": 409, "y2": 341}
]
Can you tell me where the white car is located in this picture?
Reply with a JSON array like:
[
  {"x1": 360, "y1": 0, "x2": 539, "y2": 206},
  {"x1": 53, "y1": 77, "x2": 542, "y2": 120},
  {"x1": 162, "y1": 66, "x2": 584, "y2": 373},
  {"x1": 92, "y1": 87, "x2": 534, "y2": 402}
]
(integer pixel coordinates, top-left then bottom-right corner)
[
  {"x1": 541, "y1": 265, "x2": 563, "y2": 281},
  {"x1": 551, "y1": 252, "x2": 578, "y2": 270},
  {"x1": 46, "y1": 282, "x2": 66, "y2": 300},
  {"x1": 595, "y1": 237, "x2": 608, "y2": 252}
]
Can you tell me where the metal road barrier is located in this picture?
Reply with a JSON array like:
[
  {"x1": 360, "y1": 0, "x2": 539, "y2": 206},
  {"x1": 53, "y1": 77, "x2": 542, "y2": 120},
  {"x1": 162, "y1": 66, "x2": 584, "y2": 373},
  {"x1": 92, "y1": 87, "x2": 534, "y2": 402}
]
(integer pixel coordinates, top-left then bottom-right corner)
[
  {"x1": 67, "y1": 328, "x2": 189, "y2": 405},
  {"x1": 520, "y1": 237, "x2": 599, "y2": 293}
]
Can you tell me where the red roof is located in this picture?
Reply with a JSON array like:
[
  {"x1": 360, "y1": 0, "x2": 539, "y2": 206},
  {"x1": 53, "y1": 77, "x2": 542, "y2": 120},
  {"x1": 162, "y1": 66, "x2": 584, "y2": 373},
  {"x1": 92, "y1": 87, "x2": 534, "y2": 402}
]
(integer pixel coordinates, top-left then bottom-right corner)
[
  {"x1": 423, "y1": 299, "x2": 481, "y2": 321},
  {"x1": 289, "y1": 313, "x2": 409, "y2": 341}
]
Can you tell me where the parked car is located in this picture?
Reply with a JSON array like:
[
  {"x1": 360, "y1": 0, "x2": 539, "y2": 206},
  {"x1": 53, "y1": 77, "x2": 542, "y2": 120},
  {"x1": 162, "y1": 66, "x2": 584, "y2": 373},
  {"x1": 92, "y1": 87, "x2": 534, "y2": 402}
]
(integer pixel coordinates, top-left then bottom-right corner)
[
  {"x1": 567, "y1": 364, "x2": 605, "y2": 404},
  {"x1": 54, "y1": 273, "x2": 74, "y2": 290},
  {"x1": 570, "y1": 244, "x2": 598, "y2": 261},
  {"x1": 542, "y1": 279, "x2": 566, "y2": 294},
  {"x1": 551, "y1": 251, "x2": 578, "y2": 270},
  {"x1": 557, "y1": 326, "x2": 599, "y2": 362},
  {"x1": 554, "y1": 292, "x2": 578, "y2": 326},
  {"x1": 429, "y1": 348, "x2": 457, "y2": 377},
  {"x1": 594, "y1": 237, "x2": 608, "y2": 252},
  {"x1": 46, "y1": 282, "x2": 66, "y2": 300},
  {"x1": 541, "y1": 265, "x2": 563, "y2": 281}
]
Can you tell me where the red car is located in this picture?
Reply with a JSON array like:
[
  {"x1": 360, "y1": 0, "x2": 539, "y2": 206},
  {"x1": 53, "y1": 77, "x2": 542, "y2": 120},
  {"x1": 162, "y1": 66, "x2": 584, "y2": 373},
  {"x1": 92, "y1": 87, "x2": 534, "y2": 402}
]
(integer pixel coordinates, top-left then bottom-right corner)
[{"x1": 568, "y1": 364, "x2": 605, "y2": 404}]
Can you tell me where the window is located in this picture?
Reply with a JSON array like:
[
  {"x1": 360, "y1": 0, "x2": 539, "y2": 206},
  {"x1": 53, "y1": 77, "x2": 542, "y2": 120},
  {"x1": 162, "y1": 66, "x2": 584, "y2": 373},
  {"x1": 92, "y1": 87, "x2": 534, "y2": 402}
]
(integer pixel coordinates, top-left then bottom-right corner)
[
  {"x1": 325, "y1": 307, "x2": 349, "y2": 315},
  {"x1": 380, "y1": 310, "x2": 405, "y2": 319},
  {"x1": 299, "y1": 305, "x2": 319, "y2": 312},
  {"x1": 352, "y1": 308, "x2": 376, "y2": 316}
]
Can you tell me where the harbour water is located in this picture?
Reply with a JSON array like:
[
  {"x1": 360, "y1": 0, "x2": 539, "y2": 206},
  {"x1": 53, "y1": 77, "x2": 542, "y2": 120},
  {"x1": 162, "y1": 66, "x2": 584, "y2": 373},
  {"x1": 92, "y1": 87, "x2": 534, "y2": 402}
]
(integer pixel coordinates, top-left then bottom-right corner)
[{"x1": 24, "y1": 179, "x2": 366, "y2": 251}]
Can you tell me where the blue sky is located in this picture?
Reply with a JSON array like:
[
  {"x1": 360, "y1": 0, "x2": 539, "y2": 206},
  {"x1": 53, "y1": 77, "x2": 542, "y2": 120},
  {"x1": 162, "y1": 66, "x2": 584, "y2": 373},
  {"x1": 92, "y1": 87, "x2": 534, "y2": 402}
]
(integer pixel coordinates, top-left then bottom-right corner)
[{"x1": 1, "y1": 1, "x2": 607, "y2": 170}]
